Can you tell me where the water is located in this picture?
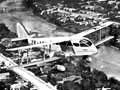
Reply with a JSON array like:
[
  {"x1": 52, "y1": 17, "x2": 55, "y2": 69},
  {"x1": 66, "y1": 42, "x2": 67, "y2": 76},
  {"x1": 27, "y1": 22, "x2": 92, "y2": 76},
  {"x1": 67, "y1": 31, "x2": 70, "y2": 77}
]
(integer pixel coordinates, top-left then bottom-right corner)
[
  {"x1": 90, "y1": 46, "x2": 120, "y2": 81},
  {"x1": 0, "y1": 0, "x2": 56, "y2": 35}
]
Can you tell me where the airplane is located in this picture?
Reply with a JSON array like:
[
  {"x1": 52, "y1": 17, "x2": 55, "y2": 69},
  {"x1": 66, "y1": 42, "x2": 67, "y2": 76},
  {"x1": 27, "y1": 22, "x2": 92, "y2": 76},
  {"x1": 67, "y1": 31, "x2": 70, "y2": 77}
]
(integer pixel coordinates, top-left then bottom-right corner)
[{"x1": 6, "y1": 21, "x2": 115, "y2": 57}]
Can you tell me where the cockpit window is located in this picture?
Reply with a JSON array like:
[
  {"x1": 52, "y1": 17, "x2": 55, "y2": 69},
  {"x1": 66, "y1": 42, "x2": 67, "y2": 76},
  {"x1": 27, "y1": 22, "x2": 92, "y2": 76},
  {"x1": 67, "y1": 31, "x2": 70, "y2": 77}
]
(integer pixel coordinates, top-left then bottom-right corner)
[
  {"x1": 73, "y1": 43, "x2": 79, "y2": 47},
  {"x1": 80, "y1": 39, "x2": 92, "y2": 47}
]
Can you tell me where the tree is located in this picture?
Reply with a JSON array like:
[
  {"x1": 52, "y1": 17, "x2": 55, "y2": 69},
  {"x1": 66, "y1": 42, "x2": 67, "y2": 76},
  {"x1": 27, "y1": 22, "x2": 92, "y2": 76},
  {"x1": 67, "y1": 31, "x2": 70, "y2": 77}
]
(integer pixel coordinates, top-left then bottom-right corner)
[{"x1": 0, "y1": 81, "x2": 6, "y2": 90}]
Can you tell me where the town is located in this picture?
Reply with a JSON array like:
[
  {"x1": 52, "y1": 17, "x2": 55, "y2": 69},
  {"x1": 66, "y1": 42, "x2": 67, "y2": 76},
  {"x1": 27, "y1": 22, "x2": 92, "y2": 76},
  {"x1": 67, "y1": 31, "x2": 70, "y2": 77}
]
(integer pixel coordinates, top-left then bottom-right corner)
[{"x1": 0, "y1": 0, "x2": 120, "y2": 90}]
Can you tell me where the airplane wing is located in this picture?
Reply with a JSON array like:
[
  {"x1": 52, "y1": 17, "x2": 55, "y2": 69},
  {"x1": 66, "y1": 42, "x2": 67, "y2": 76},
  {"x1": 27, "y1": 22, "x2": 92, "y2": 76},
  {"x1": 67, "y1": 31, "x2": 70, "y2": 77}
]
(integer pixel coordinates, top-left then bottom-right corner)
[
  {"x1": 71, "y1": 21, "x2": 114, "y2": 39},
  {"x1": 18, "y1": 57, "x2": 60, "y2": 68},
  {"x1": 6, "y1": 21, "x2": 115, "y2": 51},
  {"x1": 6, "y1": 43, "x2": 54, "y2": 51},
  {"x1": 6, "y1": 37, "x2": 70, "y2": 51},
  {"x1": 95, "y1": 36, "x2": 114, "y2": 46}
]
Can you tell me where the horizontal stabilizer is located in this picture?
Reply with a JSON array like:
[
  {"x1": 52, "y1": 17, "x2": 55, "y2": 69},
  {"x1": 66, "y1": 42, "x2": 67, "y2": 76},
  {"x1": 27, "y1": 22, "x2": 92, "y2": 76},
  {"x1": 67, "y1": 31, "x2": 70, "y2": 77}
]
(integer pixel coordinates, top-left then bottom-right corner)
[{"x1": 95, "y1": 36, "x2": 114, "y2": 46}]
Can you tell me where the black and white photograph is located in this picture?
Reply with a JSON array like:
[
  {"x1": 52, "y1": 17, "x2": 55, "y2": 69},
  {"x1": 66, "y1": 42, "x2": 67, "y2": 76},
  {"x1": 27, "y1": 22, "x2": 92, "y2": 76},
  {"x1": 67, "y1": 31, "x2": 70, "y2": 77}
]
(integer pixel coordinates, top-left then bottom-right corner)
[{"x1": 0, "y1": 0, "x2": 120, "y2": 90}]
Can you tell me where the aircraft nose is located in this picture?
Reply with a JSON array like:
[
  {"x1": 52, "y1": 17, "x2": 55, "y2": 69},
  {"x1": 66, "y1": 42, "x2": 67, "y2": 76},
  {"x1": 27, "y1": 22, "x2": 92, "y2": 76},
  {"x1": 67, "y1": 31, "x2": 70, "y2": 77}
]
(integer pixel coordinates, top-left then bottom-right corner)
[{"x1": 93, "y1": 46, "x2": 98, "y2": 54}]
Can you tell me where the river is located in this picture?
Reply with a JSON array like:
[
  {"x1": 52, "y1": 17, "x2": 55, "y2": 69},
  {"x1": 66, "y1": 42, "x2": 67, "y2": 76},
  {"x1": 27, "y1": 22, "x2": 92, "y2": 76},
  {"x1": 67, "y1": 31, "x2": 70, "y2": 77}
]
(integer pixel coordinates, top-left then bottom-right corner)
[
  {"x1": 90, "y1": 46, "x2": 120, "y2": 81},
  {"x1": 0, "y1": 0, "x2": 56, "y2": 35}
]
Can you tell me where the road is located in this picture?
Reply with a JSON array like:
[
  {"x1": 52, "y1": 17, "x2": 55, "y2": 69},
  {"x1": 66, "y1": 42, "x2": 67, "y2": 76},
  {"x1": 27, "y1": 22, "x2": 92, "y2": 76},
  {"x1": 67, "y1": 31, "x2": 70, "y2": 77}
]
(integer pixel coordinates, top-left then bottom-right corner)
[
  {"x1": 12, "y1": 67, "x2": 57, "y2": 90},
  {"x1": 90, "y1": 46, "x2": 120, "y2": 81},
  {"x1": 0, "y1": 53, "x2": 57, "y2": 90}
]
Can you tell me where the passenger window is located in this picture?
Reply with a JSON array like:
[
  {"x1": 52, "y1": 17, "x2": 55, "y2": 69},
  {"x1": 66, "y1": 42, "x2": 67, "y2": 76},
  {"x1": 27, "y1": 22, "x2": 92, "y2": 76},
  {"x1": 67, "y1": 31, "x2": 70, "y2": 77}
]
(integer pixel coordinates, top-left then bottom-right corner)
[
  {"x1": 73, "y1": 43, "x2": 79, "y2": 47},
  {"x1": 80, "y1": 39, "x2": 92, "y2": 47},
  {"x1": 67, "y1": 41, "x2": 73, "y2": 46},
  {"x1": 80, "y1": 43, "x2": 88, "y2": 47},
  {"x1": 58, "y1": 41, "x2": 73, "y2": 46}
]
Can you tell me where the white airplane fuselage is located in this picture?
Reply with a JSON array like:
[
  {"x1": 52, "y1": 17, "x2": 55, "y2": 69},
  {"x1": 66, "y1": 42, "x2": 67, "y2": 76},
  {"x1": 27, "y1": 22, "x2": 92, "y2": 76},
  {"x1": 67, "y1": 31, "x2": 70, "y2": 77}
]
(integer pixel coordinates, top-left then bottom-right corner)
[
  {"x1": 12, "y1": 21, "x2": 115, "y2": 57},
  {"x1": 8, "y1": 22, "x2": 104, "y2": 56},
  {"x1": 27, "y1": 36, "x2": 97, "y2": 56}
]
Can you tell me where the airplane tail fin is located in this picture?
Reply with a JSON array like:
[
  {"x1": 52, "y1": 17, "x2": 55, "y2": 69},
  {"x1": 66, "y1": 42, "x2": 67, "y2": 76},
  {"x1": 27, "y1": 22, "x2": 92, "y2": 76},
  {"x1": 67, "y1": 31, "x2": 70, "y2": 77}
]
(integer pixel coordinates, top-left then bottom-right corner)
[{"x1": 16, "y1": 22, "x2": 29, "y2": 38}]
